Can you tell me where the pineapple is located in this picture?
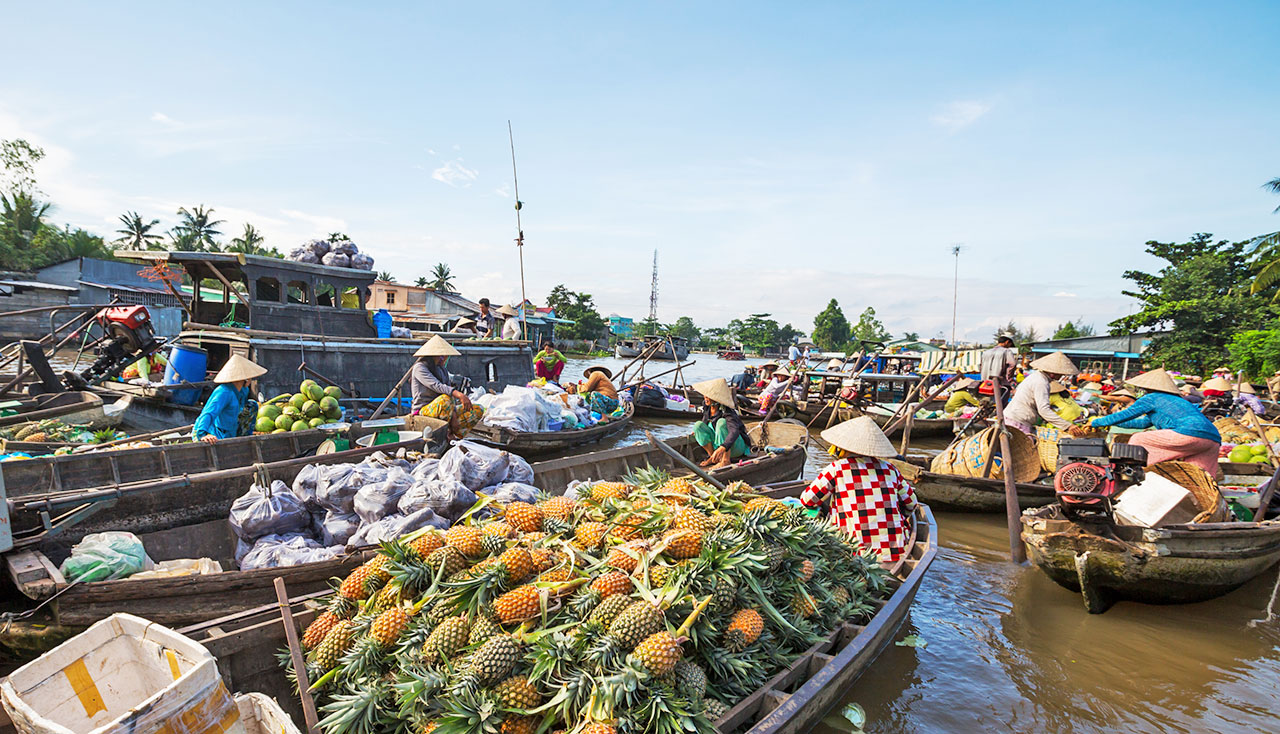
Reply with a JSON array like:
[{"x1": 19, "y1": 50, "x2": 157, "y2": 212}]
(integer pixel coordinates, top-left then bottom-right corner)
[
  {"x1": 446, "y1": 525, "x2": 486, "y2": 558},
  {"x1": 497, "y1": 547, "x2": 535, "y2": 583},
  {"x1": 370, "y1": 606, "x2": 411, "y2": 648},
  {"x1": 481, "y1": 533, "x2": 507, "y2": 556},
  {"x1": 504, "y1": 502, "x2": 543, "y2": 533},
  {"x1": 668, "y1": 507, "x2": 711, "y2": 534},
  {"x1": 501, "y1": 716, "x2": 537, "y2": 734},
  {"x1": 465, "y1": 635, "x2": 522, "y2": 685},
  {"x1": 407, "y1": 532, "x2": 445, "y2": 558},
  {"x1": 673, "y1": 660, "x2": 707, "y2": 699},
  {"x1": 832, "y1": 585, "x2": 852, "y2": 607},
  {"x1": 310, "y1": 619, "x2": 353, "y2": 671},
  {"x1": 633, "y1": 631, "x2": 682, "y2": 676},
  {"x1": 338, "y1": 561, "x2": 381, "y2": 603},
  {"x1": 725, "y1": 609, "x2": 763, "y2": 651},
  {"x1": 538, "y1": 495, "x2": 576, "y2": 520},
  {"x1": 484, "y1": 522, "x2": 516, "y2": 538},
  {"x1": 761, "y1": 543, "x2": 786, "y2": 572},
  {"x1": 744, "y1": 497, "x2": 783, "y2": 516},
  {"x1": 791, "y1": 592, "x2": 817, "y2": 619},
  {"x1": 370, "y1": 584, "x2": 407, "y2": 613},
  {"x1": 422, "y1": 616, "x2": 471, "y2": 661},
  {"x1": 24, "y1": 432, "x2": 48, "y2": 442},
  {"x1": 799, "y1": 559, "x2": 815, "y2": 583},
  {"x1": 709, "y1": 577, "x2": 738, "y2": 613},
  {"x1": 581, "y1": 722, "x2": 617, "y2": 734},
  {"x1": 536, "y1": 565, "x2": 573, "y2": 584},
  {"x1": 588, "y1": 593, "x2": 632, "y2": 626},
  {"x1": 302, "y1": 611, "x2": 340, "y2": 650},
  {"x1": 574, "y1": 522, "x2": 610, "y2": 550},
  {"x1": 468, "y1": 615, "x2": 501, "y2": 646},
  {"x1": 590, "y1": 481, "x2": 631, "y2": 502},
  {"x1": 703, "y1": 698, "x2": 729, "y2": 721},
  {"x1": 662, "y1": 528, "x2": 702, "y2": 560},
  {"x1": 589, "y1": 571, "x2": 633, "y2": 599},
  {"x1": 494, "y1": 584, "x2": 541, "y2": 624},
  {"x1": 427, "y1": 546, "x2": 469, "y2": 577},
  {"x1": 604, "y1": 544, "x2": 642, "y2": 574},
  {"x1": 493, "y1": 675, "x2": 541, "y2": 710},
  {"x1": 605, "y1": 601, "x2": 663, "y2": 651}
]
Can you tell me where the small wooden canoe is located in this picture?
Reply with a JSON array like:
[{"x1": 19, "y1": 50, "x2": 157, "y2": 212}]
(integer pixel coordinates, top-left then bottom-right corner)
[
  {"x1": 0, "y1": 391, "x2": 113, "y2": 430},
  {"x1": 1022, "y1": 504, "x2": 1280, "y2": 613},
  {"x1": 169, "y1": 493, "x2": 937, "y2": 734},
  {"x1": 891, "y1": 459, "x2": 1055, "y2": 513},
  {"x1": 467, "y1": 402, "x2": 635, "y2": 458}
]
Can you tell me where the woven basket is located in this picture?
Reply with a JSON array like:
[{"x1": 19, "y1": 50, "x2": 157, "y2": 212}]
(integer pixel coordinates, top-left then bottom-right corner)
[
  {"x1": 951, "y1": 426, "x2": 1041, "y2": 482},
  {"x1": 1148, "y1": 461, "x2": 1229, "y2": 523},
  {"x1": 1036, "y1": 425, "x2": 1104, "y2": 473}
]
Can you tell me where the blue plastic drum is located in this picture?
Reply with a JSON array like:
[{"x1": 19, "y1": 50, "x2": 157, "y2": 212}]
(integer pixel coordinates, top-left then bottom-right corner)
[{"x1": 164, "y1": 344, "x2": 208, "y2": 405}]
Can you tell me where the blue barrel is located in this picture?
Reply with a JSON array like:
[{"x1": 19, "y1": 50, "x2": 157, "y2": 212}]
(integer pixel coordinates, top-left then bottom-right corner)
[
  {"x1": 372, "y1": 309, "x2": 392, "y2": 339},
  {"x1": 164, "y1": 344, "x2": 208, "y2": 406}
]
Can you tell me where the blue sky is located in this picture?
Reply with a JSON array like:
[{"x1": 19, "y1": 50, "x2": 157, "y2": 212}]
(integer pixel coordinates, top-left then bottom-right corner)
[{"x1": 2, "y1": 1, "x2": 1277, "y2": 342}]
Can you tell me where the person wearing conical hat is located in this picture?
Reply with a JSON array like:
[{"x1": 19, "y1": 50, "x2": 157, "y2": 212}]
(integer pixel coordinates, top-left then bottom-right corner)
[
  {"x1": 800, "y1": 416, "x2": 919, "y2": 564},
  {"x1": 194, "y1": 355, "x2": 267, "y2": 443},
  {"x1": 412, "y1": 335, "x2": 482, "y2": 438},
  {"x1": 1005, "y1": 351, "x2": 1082, "y2": 436},
  {"x1": 450, "y1": 317, "x2": 478, "y2": 334},
  {"x1": 568, "y1": 365, "x2": 620, "y2": 416},
  {"x1": 756, "y1": 367, "x2": 792, "y2": 415},
  {"x1": 498, "y1": 304, "x2": 522, "y2": 340},
  {"x1": 943, "y1": 377, "x2": 981, "y2": 417},
  {"x1": 1090, "y1": 368, "x2": 1222, "y2": 476},
  {"x1": 691, "y1": 378, "x2": 751, "y2": 468},
  {"x1": 1234, "y1": 381, "x2": 1266, "y2": 416},
  {"x1": 1100, "y1": 388, "x2": 1137, "y2": 413}
]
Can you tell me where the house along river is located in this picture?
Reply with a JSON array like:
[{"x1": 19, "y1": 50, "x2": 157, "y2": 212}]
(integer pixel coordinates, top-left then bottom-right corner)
[{"x1": 560, "y1": 354, "x2": 1280, "y2": 734}]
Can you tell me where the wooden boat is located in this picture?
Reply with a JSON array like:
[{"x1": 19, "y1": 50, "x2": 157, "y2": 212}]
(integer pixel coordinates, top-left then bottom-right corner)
[
  {"x1": 632, "y1": 400, "x2": 701, "y2": 421},
  {"x1": 614, "y1": 335, "x2": 690, "y2": 361},
  {"x1": 0, "y1": 391, "x2": 116, "y2": 429},
  {"x1": 1021, "y1": 504, "x2": 1280, "y2": 613},
  {"x1": 891, "y1": 459, "x2": 1055, "y2": 513},
  {"x1": 467, "y1": 402, "x2": 635, "y2": 458},
  {"x1": 170, "y1": 491, "x2": 937, "y2": 734},
  {"x1": 718, "y1": 347, "x2": 746, "y2": 360}
]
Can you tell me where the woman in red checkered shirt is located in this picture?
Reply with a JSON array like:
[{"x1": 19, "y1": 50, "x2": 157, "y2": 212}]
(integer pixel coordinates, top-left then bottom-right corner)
[{"x1": 800, "y1": 416, "x2": 919, "y2": 564}]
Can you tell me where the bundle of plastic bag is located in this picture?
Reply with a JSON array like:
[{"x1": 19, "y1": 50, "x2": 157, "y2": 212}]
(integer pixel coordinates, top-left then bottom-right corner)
[
  {"x1": 287, "y1": 246, "x2": 320, "y2": 264},
  {"x1": 506, "y1": 454, "x2": 534, "y2": 485},
  {"x1": 348, "y1": 507, "x2": 448, "y2": 547},
  {"x1": 486, "y1": 481, "x2": 540, "y2": 505},
  {"x1": 398, "y1": 477, "x2": 478, "y2": 522},
  {"x1": 240, "y1": 534, "x2": 343, "y2": 571},
  {"x1": 438, "y1": 441, "x2": 511, "y2": 491},
  {"x1": 322, "y1": 252, "x2": 351, "y2": 268},
  {"x1": 291, "y1": 464, "x2": 324, "y2": 510},
  {"x1": 354, "y1": 466, "x2": 414, "y2": 524},
  {"x1": 329, "y1": 240, "x2": 359, "y2": 257},
  {"x1": 350, "y1": 252, "x2": 375, "y2": 271},
  {"x1": 304, "y1": 239, "x2": 331, "y2": 258},
  {"x1": 318, "y1": 511, "x2": 361, "y2": 546},
  {"x1": 411, "y1": 458, "x2": 441, "y2": 482},
  {"x1": 59, "y1": 531, "x2": 154, "y2": 582},
  {"x1": 229, "y1": 480, "x2": 310, "y2": 541},
  {"x1": 317, "y1": 462, "x2": 388, "y2": 514},
  {"x1": 476, "y1": 387, "x2": 541, "y2": 431}
]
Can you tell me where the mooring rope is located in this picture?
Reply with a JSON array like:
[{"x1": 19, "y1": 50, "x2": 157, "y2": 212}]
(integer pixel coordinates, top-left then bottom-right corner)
[{"x1": 1248, "y1": 564, "x2": 1280, "y2": 627}]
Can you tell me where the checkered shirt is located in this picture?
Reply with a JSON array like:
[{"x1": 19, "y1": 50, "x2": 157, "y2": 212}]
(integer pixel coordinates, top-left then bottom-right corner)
[{"x1": 800, "y1": 457, "x2": 918, "y2": 563}]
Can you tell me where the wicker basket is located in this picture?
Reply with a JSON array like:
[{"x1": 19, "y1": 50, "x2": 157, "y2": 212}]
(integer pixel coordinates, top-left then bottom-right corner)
[
  {"x1": 949, "y1": 425, "x2": 1041, "y2": 482},
  {"x1": 1148, "y1": 461, "x2": 1229, "y2": 523},
  {"x1": 1036, "y1": 424, "x2": 1104, "y2": 473}
]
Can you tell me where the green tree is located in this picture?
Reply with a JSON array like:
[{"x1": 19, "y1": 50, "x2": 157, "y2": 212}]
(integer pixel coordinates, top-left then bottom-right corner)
[
  {"x1": 701, "y1": 327, "x2": 729, "y2": 348},
  {"x1": 737, "y1": 313, "x2": 782, "y2": 352},
  {"x1": 1, "y1": 138, "x2": 44, "y2": 195},
  {"x1": 115, "y1": 211, "x2": 163, "y2": 250},
  {"x1": 414, "y1": 276, "x2": 429, "y2": 288},
  {"x1": 993, "y1": 320, "x2": 1040, "y2": 348},
  {"x1": 546, "y1": 284, "x2": 606, "y2": 340},
  {"x1": 902, "y1": 331, "x2": 920, "y2": 341},
  {"x1": 227, "y1": 223, "x2": 280, "y2": 257},
  {"x1": 172, "y1": 205, "x2": 224, "y2": 251},
  {"x1": 1228, "y1": 324, "x2": 1280, "y2": 380},
  {"x1": 1111, "y1": 233, "x2": 1273, "y2": 374},
  {"x1": 670, "y1": 316, "x2": 700, "y2": 344},
  {"x1": 377, "y1": 271, "x2": 396, "y2": 282},
  {"x1": 851, "y1": 307, "x2": 890, "y2": 343},
  {"x1": 327, "y1": 231, "x2": 349, "y2": 242},
  {"x1": 429, "y1": 263, "x2": 455, "y2": 292},
  {"x1": 1051, "y1": 320, "x2": 1095, "y2": 340},
  {"x1": 633, "y1": 317, "x2": 664, "y2": 338},
  {"x1": 0, "y1": 191, "x2": 52, "y2": 268},
  {"x1": 811, "y1": 299, "x2": 851, "y2": 351},
  {"x1": 1248, "y1": 176, "x2": 1280, "y2": 299}
]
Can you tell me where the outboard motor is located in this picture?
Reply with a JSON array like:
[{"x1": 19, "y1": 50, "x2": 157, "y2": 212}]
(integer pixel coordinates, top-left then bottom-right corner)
[{"x1": 1053, "y1": 438, "x2": 1148, "y2": 517}]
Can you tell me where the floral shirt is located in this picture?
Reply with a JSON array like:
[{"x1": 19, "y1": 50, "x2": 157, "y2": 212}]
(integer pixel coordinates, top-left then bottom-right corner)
[{"x1": 800, "y1": 457, "x2": 918, "y2": 563}]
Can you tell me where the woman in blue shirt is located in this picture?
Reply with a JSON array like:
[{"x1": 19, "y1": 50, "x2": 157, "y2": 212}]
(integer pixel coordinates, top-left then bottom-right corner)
[
  {"x1": 193, "y1": 354, "x2": 266, "y2": 443},
  {"x1": 1088, "y1": 368, "x2": 1221, "y2": 477}
]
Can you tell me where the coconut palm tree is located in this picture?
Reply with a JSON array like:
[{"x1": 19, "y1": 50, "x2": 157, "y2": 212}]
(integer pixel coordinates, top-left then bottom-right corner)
[
  {"x1": 0, "y1": 191, "x2": 52, "y2": 268},
  {"x1": 429, "y1": 263, "x2": 455, "y2": 293},
  {"x1": 414, "y1": 276, "x2": 428, "y2": 287},
  {"x1": 172, "y1": 205, "x2": 224, "y2": 251},
  {"x1": 114, "y1": 211, "x2": 163, "y2": 250},
  {"x1": 1248, "y1": 177, "x2": 1280, "y2": 300},
  {"x1": 227, "y1": 223, "x2": 271, "y2": 256},
  {"x1": 377, "y1": 271, "x2": 396, "y2": 282}
]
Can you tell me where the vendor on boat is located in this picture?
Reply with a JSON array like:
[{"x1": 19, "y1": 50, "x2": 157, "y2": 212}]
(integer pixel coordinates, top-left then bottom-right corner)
[
  {"x1": 122, "y1": 350, "x2": 168, "y2": 382},
  {"x1": 758, "y1": 367, "x2": 791, "y2": 415},
  {"x1": 475, "y1": 298, "x2": 496, "y2": 337},
  {"x1": 754, "y1": 363, "x2": 778, "y2": 387},
  {"x1": 411, "y1": 335, "x2": 483, "y2": 439},
  {"x1": 943, "y1": 378, "x2": 981, "y2": 416},
  {"x1": 568, "y1": 365, "x2": 619, "y2": 415},
  {"x1": 728, "y1": 365, "x2": 756, "y2": 391},
  {"x1": 692, "y1": 377, "x2": 751, "y2": 468},
  {"x1": 1267, "y1": 370, "x2": 1280, "y2": 400},
  {"x1": 1088, "y1": 368, "x2": 1222, "y2": 476},
  {"x1": 193, "y1": 355, "x2": 265, "y2": 444},
  {"x1": 1235, "y1": 382, "x2": 1266, "y2": 415},
  {"x1": 800, "y1": 416, "x2": 918, "y2": 564},
  {"x1": 1099, "y1": 388, "x2": 1137, "y2": 413},
  {"x1": 980, "y1": 332, "x2": 1018, "y2": 400},
  {"x1": 1005, "y1": 351, "x2": 1080, "y2": 435},
  {"x1": 533, "y1": 341, "x2": 567, "y2": 382},
  {"x1": 450, "y1": 317, "x2": 478, "y2": 334},
  {"x1": 499, "y1": 304, "x2": 522, "y2": 340}
]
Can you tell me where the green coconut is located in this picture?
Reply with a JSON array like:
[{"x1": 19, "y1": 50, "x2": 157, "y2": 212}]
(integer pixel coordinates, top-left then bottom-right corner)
[
  {"x1": 305, "y1": 384, "x2": 325, "y2": 402},
  {"x1": 291, "y1": 419, "x2": 310, "y2": 432},
  {"x1": 319, "y1": 396, "x2": 339, "y2": 414},
  {"x1": 255, "y1": 417, "x2": 276, "y2": 433},
  {"x1": 323, "y1": 386, "x2": 342, "y2": 399},
  {"x1": 302, "y1": 400, "x2": 321, "y2": 419},
  {"x1": 324, "y1": 407, "x2": 343, "y2": 421},
  {"x1": 289, "y1": 393, "x2": 308, "y2": 411},
  {"x1": 258, "y1": 404, "x2": 281, "y2": 421},
  {"x1": 275, "y1": 414, "x2": 294, "y2": 431},
  {"x1": 272, "y1": 428, "x2": 286, "y2": 434},
  {"x1": 299, "y1": 379, "x2": 317, "y2": 393},
  {"x1": 309, "y1": 417, "x2": 326, "y2": 428}
]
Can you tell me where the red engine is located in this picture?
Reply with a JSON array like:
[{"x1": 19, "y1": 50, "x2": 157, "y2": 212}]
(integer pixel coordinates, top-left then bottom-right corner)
[
  {"x1": 97, "y1": 305, "x2": 151, "y2": 333},
  {"x1": 1054, "y1": 462, "x2": 1117, "y2": 506},
  {"x1": 1053, "y1": 438, "x2": 1148, "y2": 515}
]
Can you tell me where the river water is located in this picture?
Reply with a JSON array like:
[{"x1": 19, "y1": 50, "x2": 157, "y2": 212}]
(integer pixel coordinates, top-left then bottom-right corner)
[{"x1": 560, "y1": 354, "x2": 1280, "y2": 734}]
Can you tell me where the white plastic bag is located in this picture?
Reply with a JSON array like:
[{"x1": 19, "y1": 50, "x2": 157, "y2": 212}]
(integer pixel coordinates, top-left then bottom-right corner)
[
  {"x1": 59, "y1": 531, "x2": 154, "y2": 582},
  {"x1": 438, "y1": 441, "x2": 511, "y2": 491},
  {"x1": 229, "y1": 480, "x2": 311, "y2": 541},
  {"x1": 319, "y1": 511, "x2": 361, "y2": 546},
  {"x1": 348, "y1": 507, "x2": 448, "y2": 547},
  {"x1": 354, "y1": 466, "x2": 414, "y2": 524},
  {"x1": 398, "y1": 477, "x2": 478, "y2": 522},
  {"x1": 486, "y1": 481, "x2": 541, "y2": 505},
  {"x1": 240, "y1": 534, "x2": 343, "y2": 571}
]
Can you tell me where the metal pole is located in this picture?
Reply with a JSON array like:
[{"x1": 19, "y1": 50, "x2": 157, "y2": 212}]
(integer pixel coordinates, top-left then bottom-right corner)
[{"x1": 509, "y1": 121, "x2": 528, "y2": 342}]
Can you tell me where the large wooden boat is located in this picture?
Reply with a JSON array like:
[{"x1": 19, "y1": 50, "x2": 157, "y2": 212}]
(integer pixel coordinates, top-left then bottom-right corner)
[
  {"x1": 632, "y1": 400, "x2": 702, "y2": 421},
  {"x1": 170, "y1": 491, "x2": 936, "y2": 734},
  {"x1": 614, "y1": 335, "x2": 690, "y2": 361},
  {"x1": 0, "y1": 391, "x2": 116, "y2": 430},
  {"x1": 466, "y1": 402, "x2": 635, "y2": 458},
  {"x1": 891, "y1": 459, "x2": 1055, "y2": 513},
  {"x1": 1022, "y1": 504, "x2": 1280, "y2": 613}
]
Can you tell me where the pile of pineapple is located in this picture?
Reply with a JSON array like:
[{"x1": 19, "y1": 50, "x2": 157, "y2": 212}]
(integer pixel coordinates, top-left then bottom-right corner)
[
  {"x1": 290, "y1": 467, "x2": 889, "y2": 734},
  {"x1": 0, "y1": 419, "x2": 98, "y2": 443}
]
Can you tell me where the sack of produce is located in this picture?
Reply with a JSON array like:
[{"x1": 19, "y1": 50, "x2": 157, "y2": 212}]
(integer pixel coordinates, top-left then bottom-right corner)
[
  {"x1": 349, "y1": 252, "x2": 375, "y2": 270},
  {"x1": 316, "y1": 462, "x2": 387, "y2": 514},
  {"x1": 410, "y1": 457, "x2": 441, "y2": 482},
  {"x1": 240, "y1": 534, "x2": 343, "y2": 571},
  {"x1": 438, "y1": 441, "x2": 511, "y2": 491},
  {"x1": 348, "y1": 507, "x2": 447, "y2": 547},
  {"x1": 319, "y1": 510, "x2": 361, "y2": 546},
  {"x1": 229, "y1": 480, "x2": 311, "y2": 541},
  {"x1": 322, "y1": 252, "x2": 351, "y2": 268},
  {"x1": 287, "y1": 246, "x2": 320, "y2": 264},
  {"x1": 485, "y1": 481, "x2": 540, "y2": 505},
  {"x1": 398, "y1": 477, "x2": 478, "y2": 522},
  {"x1": 505, "y1": 454, "x2": 534, "y2": 485},
  {"x1": 329, "y1": 239, "x2": 358, "y2": 257},
  {"x1": 354, "y1": 466, "x2": 415, "y2": 524},
  {"x1": 59, "y1": 531, "x2": 154, "y2": 582},
  {"x1": 291, "y1": 463, "x2": 324, "y2": 509}
]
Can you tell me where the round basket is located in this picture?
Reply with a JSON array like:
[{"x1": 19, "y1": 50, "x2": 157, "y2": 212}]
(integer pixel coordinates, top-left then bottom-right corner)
[
  {"x1": 953, "y1": 426, "x2": 1041, "y2": 482},
  {"x1": 1148, "y1": 461, "x2": 1229, "y2": 523},
  {"x1": 1036, "y1": 425, "x2": 1061, "y2": 474}
]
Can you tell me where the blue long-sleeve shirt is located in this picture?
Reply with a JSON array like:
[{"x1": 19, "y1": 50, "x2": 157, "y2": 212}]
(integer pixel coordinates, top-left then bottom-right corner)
[
  {"x1": 1092, "y1": 392, "x2": 1221, "y2": 442},
  {"x1": 193, "y1": 384, "x2": 249, "y2": 440}
]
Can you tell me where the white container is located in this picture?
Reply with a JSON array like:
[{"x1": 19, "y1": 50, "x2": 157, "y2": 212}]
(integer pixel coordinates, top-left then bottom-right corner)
[
  {"x1": 0, "y1": 613, "x2": 245, "y2": 734},
  {"x1": 665, "y1": 397, "x2": 693, "y2": 413},
  {"x1": 1114, "y1": 473, "x2": 1200, "y2": 528},
  {"x1": 233, "y1": 694, "x2": 301, "y2": 734}
]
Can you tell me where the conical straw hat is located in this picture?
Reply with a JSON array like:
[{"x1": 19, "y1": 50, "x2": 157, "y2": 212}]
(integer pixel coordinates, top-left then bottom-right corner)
[
  {"x1": 826, "y1": 359, "x2": 844, "y2": 371},
  {"x1": 953, "y1": 377, "x2": 978, "y2": 391},
  {"x1": 584, "y1": 365, "x2": 613, "y2": 379},
  {"x1": 1029, "y1": 351, "x2": 1079, "y2": 375},
  {"x1": 214, "y1": 354, "x2": 266, "y2": 384},
  {"x1": 1082, "y1": 382, "x2": 1103, "y2": 391},
  {"x1": 1048, "y1": 381, "x2": 1068, "y2": 394},
  {"x1": 1104, "y1": 389, "x2": 1136, "y2": 400},
  {"x1": 692, "y1": 378, "x2": 736, "y2": 408},
  {"x1": 497, "y1": 305, "x2": 519, "y2": 317},
  {"x1": 1127, "y1": 368, "x2": 1180, "y2": 395},
  {"x1": 1240, "y1": 382, "x2": 1256, "y2": 394},
  {"x1": 414, "y1": 335, "x2": 460, "y2": 358},
  {"x1": 821, "y1": 416, "x2": 897, "y2": 459},
  {"x1": 455, "y1": 318, "x2": 476, "y2": 328},
  {"x1": 1201, "y1": 377, "x2": 1232, "y2": 391}
]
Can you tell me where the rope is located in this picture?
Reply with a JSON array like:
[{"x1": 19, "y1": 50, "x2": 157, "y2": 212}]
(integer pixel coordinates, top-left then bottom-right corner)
[{"x1": 1249, "y1": 564, "x2": 1280, "y2": 627}]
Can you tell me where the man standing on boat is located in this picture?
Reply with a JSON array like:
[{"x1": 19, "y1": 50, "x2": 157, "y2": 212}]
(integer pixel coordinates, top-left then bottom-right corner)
[
  {"x1": 475, "y1": 298, "x2": 496, "y2": 337},
  {"x1": 800, "y1": 416, "x2": 918, "y2": 563},
  {"x1": 691, "y1": 378, "x2": 751, "y2": 468},
  {"x1": 788, "y1": 342, "x2": 802, "y2": 365},
  {"x1": 194, "y1": 355, "x2": 266, "y2": 444},
  {"x1": 1005, "y1": 351, "x2": 1080, "y2": 436}
]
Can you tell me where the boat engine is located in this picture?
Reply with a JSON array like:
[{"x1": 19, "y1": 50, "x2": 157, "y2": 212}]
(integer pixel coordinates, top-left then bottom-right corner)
[
  {"x1": 1053, "y1": 438, "x2": 1148, "y2": 516},
  {"x1": 64, "y1": 305, "x2": 165, "y2": 389}
]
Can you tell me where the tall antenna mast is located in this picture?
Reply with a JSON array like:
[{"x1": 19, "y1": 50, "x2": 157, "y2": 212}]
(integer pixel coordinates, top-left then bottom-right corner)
[
  {"x1": 508, "y1": 121, "x2": 528, "y2": 341},
  {"x1": 648, "y1": 250, "x2": 659, "y2": 322},
  {"x1": 950, "y1": 244, "x2": 964, "y2": 350}
]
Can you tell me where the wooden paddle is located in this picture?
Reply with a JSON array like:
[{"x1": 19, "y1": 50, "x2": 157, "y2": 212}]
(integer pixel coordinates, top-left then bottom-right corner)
[
  {"x1": 274, "y1": 577, "x2": 320, "y2": 734},
  {"x1": 989, "y1": 376, "x2": 1026, "y2": 564}
]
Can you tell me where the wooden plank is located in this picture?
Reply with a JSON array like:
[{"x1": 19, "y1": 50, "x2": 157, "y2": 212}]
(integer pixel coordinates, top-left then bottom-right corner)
[{"x1": 5, "y1": 549, "x2": 55, "y2": 598}]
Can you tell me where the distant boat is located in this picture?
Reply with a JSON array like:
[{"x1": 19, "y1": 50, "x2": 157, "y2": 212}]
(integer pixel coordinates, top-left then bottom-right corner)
[
  {"x1": 717, "y1": 345, "x2": 746, "y2": 360},
  {"x1": 614, "y1": 335, "x2": 689, "y2": 361}
]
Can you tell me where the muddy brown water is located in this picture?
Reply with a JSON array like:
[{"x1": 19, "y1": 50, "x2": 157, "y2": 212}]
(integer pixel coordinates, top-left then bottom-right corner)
[{"x1": 565, "y1": 356, "x2": 1280, "y2": 733}]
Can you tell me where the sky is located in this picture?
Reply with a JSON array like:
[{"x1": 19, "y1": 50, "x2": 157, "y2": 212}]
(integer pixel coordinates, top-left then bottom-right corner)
[{"x1": 1, "y1": 1, "x2": 1278, "y2": 343}]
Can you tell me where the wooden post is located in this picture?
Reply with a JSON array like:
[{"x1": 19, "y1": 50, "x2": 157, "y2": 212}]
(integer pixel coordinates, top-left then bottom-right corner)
[
  {"x1": 899, "y1": 413, "x2": 915, "y2": 455},
  {"x1": 990, "y1": 376, "x2": 1026, "y2": 563},
  {"x1": 274, "y1": 578, "x2": 320, "y2": 734}
]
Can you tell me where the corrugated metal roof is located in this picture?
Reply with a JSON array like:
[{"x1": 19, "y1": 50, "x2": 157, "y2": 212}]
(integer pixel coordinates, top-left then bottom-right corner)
[
  {"x1": 79, "y1": 280, "x2": 172, "y2": 295},
  {"x1": 0, "y1": 279, "x2": 78, "y2": 292}
]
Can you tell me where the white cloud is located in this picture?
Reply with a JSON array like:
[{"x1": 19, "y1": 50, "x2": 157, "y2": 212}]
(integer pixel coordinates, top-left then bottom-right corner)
[
  {"x1": 279, "y1": 209, "x2": 347, "y2": 234},
  {"x1": 1054, "y1": 291, "x2": 1078, "y2": 298},
  {"x1": 493, "y1": 183, "x2": 511, "y2": 198},
  {"x1": 150, "y1": 112, "x2": 177, "y2": 125},
  {"x1": 431, "y1": 159, "x2": 478, "y2": 188},
  {"x1": 931, "y1": 100, "x2": 991, "y2": 131}
]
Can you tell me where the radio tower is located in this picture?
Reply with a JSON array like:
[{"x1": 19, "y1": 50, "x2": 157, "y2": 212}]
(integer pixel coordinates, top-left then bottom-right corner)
[{"x1": 648, "y1": 250, "x2": 659, "y2": 321}]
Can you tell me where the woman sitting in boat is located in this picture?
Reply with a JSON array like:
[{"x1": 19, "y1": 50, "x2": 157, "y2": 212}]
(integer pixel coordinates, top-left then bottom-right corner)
[
  {"x1": 757, "y1": 368, "x2": 791, "y2": 415},
  {"x1": 1100, "y1": 388, "x2": 1136, "y2": 414},
  {"x1": 1087, "y1": 368, "x2": 1222, "y2": 476},
  {"x1": 691, "y1": 378, "x2": 751, "y2": 468},
  {"x1": 1235, "y1": 382, "x2": 1266, "y2": 416},
  {"x1": 1004, "y1": 351, "x2": 1081, "y2": 436},
  {"x1": 800, "y1": 416, "x2": 918, "y2": 564},
  {"x1": 193, "y1": 355, "x2": 266, "y2": 444},
  {"x1": 411, "y1": 335, "x2": 483, "y2": 439},
  {"x1": 568, "y1": 365, "x2": 619, "y2": 415},
  {"x1": 533, "y1": 341, "x2": 567, "y2": 383},
  {"x1": 943, "y1": 378, "x2": 981, "y2": 416}
]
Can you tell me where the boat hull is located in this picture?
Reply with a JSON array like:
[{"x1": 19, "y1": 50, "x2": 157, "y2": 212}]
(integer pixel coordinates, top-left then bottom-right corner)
[{"x1": 466, "y1": 403, "x2": 635, "y2": 458}]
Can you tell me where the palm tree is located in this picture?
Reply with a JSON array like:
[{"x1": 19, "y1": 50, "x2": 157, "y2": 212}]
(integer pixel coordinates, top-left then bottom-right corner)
[
  {"x1": 327, "y1": 232, "x2": 350, "y2": 242},
  {"x1": 414, "y1": 276, "x2": 428, "y2": 288},
  {"x1": 0, "y1": 191, "x2": 52, "y2": 268},
  {"x1": 115, "y1": 211, "x2": 162, "y2": 250},
  {"x1": 1248, "y1": 177, "x2": 1280, "y2": 300},
  {"x1": 55, "y1": 227, "x2": 111, "y2": 260},
  {"x1": 377, "y1": 271, "x2": 396, "y2": 282},
  {"x1": 172, "y1": 205, "x2": 224, "y2": 251},
  {"x1": 228, "y1": 223, "x2": 267, "y2": 255},
  {"x1": 429, "y1": 263, "x2": 455, "y2": 292}
]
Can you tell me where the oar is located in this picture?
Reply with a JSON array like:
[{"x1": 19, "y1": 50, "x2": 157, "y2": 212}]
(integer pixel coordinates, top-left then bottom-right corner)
[
  {"x1": 371, "y1": 365, "x2": 416, "y2": 419},
  {"x1": 619, "y1": 361, "x2": 697, "y2": 394},
  {"x1": 616, "y1": 339, "x2": 664, "y2": 385},
  {"x1": 645, "y1": 430, "x2": 727, "y2": 490},
  {"x1": 883, "y1": 373, "x2": 962, "y2": 437},
  {"x1": 989, "y1": 375, "x2": 1026, "y2": 564},
  {"x1": 274, "y1": 578, "x2": 321, "y2": 734}
]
